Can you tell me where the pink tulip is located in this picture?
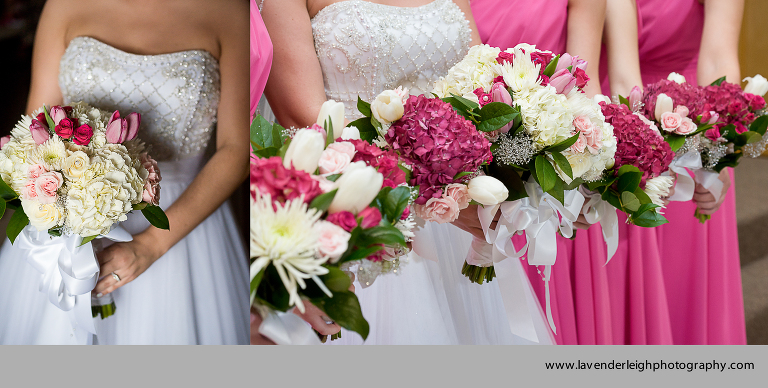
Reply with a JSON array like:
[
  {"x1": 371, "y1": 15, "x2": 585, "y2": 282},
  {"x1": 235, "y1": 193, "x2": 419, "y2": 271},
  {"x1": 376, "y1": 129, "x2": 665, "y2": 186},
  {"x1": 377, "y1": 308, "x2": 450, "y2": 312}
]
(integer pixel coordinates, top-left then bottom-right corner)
[
  {"x1": 50, "y1": 106, "x2": 67, "y2": 125},
  {"x1": 628, "y1": 86, "x2": 643, "y2": 111},
  {"x1": 549, "y1": 69, "x2": 577, "y2": 95},
  {"x1": 106, "y1": 111, "x2": 141, "y2": 143},
  {"x1": 0, "y1": 135, "x2": 9, "y2": 149},
  {"x1": 555, "y1": 53, "x2": 573, "y2": 73},
  {"x1": 491, "y1": 82, "x2": 514, "y2": 133},
  {"x1": 29, "y1": 119, "x2": 50, "y2": 145}
]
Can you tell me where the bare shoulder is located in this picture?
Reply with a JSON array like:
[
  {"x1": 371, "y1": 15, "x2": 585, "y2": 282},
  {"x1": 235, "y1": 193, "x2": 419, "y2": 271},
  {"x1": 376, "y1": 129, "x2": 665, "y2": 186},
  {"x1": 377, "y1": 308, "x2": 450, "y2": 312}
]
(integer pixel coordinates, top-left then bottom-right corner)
[{"x1": 197, "y1": 0, "x2": 249, "y2": 37}]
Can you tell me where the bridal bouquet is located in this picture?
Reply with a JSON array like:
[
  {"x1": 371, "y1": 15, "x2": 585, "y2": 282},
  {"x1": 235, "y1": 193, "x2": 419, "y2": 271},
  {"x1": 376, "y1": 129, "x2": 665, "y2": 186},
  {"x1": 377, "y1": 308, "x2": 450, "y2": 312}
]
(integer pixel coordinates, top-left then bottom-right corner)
[
  {"x1": 250, "y1": 105, "x2": 414, "y2": 342},
  {"x1": 640, "y1": 73, "x2": 768, "y2": 222},
  {"x1": 0, "y1": 102, "x2": 168, "y2": 341}
]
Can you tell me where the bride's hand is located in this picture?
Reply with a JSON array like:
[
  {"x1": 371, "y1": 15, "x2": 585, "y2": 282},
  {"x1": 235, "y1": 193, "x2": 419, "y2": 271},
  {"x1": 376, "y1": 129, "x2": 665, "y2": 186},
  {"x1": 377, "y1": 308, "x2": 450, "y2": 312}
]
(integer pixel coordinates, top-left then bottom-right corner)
[
  {"x1": 692, "y1": 169, "x2": 731, "y2": 215},
  {"x1": 250, "y1": 309, "x2": 276, "y2": 345},
  {"x1": 451, "y1": 204, "x2": 500, "y2": 240},
  {"x1": 293, "y1": 273, "x2": 355, "y2": 337},
  {"x1": 93, "y1": 232, "x2": 161, "y2": 296}
]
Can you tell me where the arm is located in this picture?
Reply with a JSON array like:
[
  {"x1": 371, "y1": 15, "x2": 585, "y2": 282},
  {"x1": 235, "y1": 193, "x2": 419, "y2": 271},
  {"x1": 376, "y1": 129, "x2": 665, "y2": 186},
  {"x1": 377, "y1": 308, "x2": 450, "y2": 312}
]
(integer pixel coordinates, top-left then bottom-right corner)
[
  {"x1": 261, "y1": 0, "x2": 328, "y2": 129},
  {"x1": 697, "y1": 0, "x2": 743, "y2": 85},
  {"x1": 566, "y1": 0, "x2": 606, "y2": 97},
  {"x1": 25, "y1": 0, "x2": 70, "y2": 113},
  {"x1": 603, "y1": 0, "x2": 643, "y2": 97},
  {"x1": 453, "y1": 0, "x2": 483, "y2": 47},
  {"x1": 95, "y1": 2, "x2": 250, "y2": 295}
]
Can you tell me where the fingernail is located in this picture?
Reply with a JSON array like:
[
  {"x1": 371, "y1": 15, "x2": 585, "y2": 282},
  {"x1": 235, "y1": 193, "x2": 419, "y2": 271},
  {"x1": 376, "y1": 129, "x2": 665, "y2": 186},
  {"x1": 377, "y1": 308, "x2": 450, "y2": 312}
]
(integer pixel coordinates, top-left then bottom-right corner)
[{"x1": 96, "y1": 293, "x2": 103, "y2": 298}]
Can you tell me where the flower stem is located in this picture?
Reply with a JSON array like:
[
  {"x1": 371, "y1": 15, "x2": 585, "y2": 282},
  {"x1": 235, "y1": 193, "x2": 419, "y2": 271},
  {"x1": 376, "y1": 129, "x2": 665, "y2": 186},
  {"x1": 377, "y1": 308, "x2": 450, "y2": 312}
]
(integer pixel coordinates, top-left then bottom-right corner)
[
  {"x1": 461, "y1": 261, "x2": 495, "y2": 284},
  {"x1": 91, "y1": 301, "x2": 117, "y2": 319},
  {"x1": 694, "y1": 207, "x2": 711, "y2": 224}
]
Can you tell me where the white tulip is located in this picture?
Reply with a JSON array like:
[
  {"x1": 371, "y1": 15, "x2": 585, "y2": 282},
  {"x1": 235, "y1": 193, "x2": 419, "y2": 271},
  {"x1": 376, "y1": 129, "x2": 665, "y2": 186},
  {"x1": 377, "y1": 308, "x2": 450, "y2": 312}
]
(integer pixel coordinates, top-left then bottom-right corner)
[
  {"x1": 316, "y1": 100, "x2": 346, "y2": 140},
  {"x1": 328, "y1": 162, "x2": 383, "y2": 214},
  {"x1": 341, "y1": 126, "x2": 361, "y2": 140},
  {"x1": 371, "y1": 90, "x2": 405, "y2": 124},
  {"x1": 593, "y1": 94, "x2": 611, "y2": 105},
  {"x1": 467, "y1": 176, "x2": 509, "y2": 206},
  {"x1": 654, "y1": 93, "x2": 674, "y2": 121},
  {"x1": 283, "y1": 129, "x2": 325, "y2": 174},
  {"x1": 743, "y1": 75, "x2": 768, "y2": 97},
  {"x1": 667, "y1": 72, "x2": 687, "y2": 84}
]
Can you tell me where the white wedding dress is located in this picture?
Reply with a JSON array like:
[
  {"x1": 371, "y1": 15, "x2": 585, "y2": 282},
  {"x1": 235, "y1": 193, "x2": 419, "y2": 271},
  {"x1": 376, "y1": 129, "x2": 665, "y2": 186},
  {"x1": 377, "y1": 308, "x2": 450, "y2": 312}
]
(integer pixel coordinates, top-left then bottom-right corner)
[
  {"x1": 0, "y1": 36, "x2": 249, "y2": 345},
  {"x1": 309, "y1": 0, "x2": 554, "y2": 345}
]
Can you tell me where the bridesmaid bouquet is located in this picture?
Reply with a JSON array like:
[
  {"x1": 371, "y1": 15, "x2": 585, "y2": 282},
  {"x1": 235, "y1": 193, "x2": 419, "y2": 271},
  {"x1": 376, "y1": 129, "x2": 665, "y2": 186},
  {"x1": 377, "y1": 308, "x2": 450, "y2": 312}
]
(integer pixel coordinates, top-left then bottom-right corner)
[
  {"x1": 639, "y1": 73, "x2": 768, "y2": 222},
  {"x1": 250, "y1": 104, "x2": 414, "y2": 342},
  {"x1": 0, "y1": 102, "x2": 168, "y2": 340}
]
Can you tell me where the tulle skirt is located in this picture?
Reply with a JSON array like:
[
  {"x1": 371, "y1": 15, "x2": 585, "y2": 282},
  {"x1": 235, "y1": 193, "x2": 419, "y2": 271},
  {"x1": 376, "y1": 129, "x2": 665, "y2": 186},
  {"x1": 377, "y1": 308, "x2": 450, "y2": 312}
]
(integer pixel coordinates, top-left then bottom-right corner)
[
  {"x1": 0, "y1": 156, "x2": 249, "y2": 345},
  {"x1": 329, "y1": 222, "x2": 554, "y2": 345}
]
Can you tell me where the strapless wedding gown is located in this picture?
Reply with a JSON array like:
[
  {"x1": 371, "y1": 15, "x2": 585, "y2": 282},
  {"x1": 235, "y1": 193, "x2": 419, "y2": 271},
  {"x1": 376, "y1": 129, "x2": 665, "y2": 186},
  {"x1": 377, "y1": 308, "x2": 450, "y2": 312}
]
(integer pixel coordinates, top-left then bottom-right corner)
[
  {"x1": 0, "y1": 36, "x2": 249, "y2": 345},
  {"x1": 310, "y1": 0, "x2": 554, "y2": 345}
]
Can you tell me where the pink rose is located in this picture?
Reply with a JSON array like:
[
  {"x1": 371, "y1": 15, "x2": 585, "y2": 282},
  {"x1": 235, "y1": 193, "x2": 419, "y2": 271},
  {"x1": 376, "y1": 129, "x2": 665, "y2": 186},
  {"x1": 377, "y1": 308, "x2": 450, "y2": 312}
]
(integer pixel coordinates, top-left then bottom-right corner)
[
  {"x1": 73, "y1": 124, "x2": 94, "y2": 146},
  {"x1": 549, "y1": 69, "x2": 577, "y2": 95},
  {"x1": 572, "y1": 68, "x2": 590, "y2": 89},
  {"x1": 54, "y1": 118, "x2": 77, "y2": 139},
  {"x1": 675, "y1": 117, "x2": 696, "y2": 135},
  {"x1": 445, "y1": 183, "x2": 471, "y2": 210},
  {"x1": 573, "y1": 115, "x2": 593, "y2": 134},
  {"x1": 140, "y1": 153, "x2": 162, "y2": 206},
  {"x1": 22, "y1": 180, "x2": 38, "y2": 200},
  {"x1": 29, "y1": 119, "x2": 50, "y2": 145},
  {"x1": 318, "y1": 147, "x2": 353, "y2": 176},
  {"x1": 705, "y1": 126, "x2": 722, "y2": 142},
  {"x1": 414, "y1": 195, "x2": 460, "y2": 224},
  {"x1": 327, "y1": 211, "x2": 357, "y2": 232},
  {"x1": 326, "y1": 141, "x2": 356, "y2": 159},
  {"x1": 0, "y1": 135, "x2": 9, "y2": 149},
  {"x1": 311, "y1": 175, "x2": 337, "y2": 193},
  {"x1": 28, "y1": 164, "x2": 47, "y2": 180},
  {"x1": 660, "y1": 112, "x2": 682, "y2": 132},
  {"x1": 315, "y1": 221, "x2": 351, "y2": 263},
  {"x1": 358, "y1": 207, "x2": 382, "y2": 229},
  {"x1": 570, "y1": 133, "x2": 587, "y2": 153},
  {"x1": 400, "y1": 205, "x2": 411, "y2": 220},
  {"x1": 673, "y1": 105, "x2": 690, "y2": 118},
  {"x1": 496, "y1": 51, "x2": 514, "y2": 65},
  {"x1": 35, "y1": 171, "x2": 63, "y2": 204}
]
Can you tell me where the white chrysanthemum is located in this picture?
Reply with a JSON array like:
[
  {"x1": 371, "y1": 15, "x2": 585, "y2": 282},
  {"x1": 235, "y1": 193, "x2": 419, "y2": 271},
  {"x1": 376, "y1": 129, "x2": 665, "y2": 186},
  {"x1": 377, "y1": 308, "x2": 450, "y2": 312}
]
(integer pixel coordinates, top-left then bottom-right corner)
[
  {"x1": 29, "y1": 136, "x2": 67, "y2": 171},
  {"x1": 644, "y1": 175, "x2": 674, "y2": 209},
  {"x1": 250, "y1": 193, "x2": 330, "y2": 313},
  {"x1": 10, "y1": 115, "x2": 35, "y2": 148},
  {"x1": 503, "y1": 47, "x2": 541, "y2": 93},
  {"x1": 433, "y1": 44, "x2": 501, "y2": 101},
  {"x1": 515, "y1": 85, "x2": 574, "y2": 150}
]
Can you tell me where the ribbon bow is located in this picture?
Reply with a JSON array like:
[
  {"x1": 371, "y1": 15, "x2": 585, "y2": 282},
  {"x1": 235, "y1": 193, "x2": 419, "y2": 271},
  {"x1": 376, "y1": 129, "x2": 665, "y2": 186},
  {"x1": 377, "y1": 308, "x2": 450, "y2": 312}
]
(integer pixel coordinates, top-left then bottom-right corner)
[
  {"x1": 258, "y1": 309, "x2": 322, "y2": 345},
  {"x1": 667, "y1": 151, "x2": 702, "y2": 202},
  {"x1": 579, "y1": 187, "x2": 619, "y2": 264},
  {"x1": 16, "y1": 225, "x2": 132, "y2": 344}
]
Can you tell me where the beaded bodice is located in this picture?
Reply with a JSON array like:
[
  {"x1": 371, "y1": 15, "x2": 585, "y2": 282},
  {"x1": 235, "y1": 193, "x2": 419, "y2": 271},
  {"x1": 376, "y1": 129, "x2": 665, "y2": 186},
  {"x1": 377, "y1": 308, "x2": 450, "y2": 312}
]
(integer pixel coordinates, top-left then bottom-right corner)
[
  {"x1": 311, "y1": 0, "x2": 471, "y2": 117},
  {"x1": 59, "y1": 37, "x2": 220, "y2": 161}
]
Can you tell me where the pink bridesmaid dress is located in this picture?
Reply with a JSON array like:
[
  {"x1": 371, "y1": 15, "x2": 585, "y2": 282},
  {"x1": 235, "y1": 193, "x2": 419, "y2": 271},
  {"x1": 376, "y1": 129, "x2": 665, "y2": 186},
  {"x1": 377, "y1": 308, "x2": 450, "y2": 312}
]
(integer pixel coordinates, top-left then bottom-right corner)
[
  {"x1": 250, "y1": 0, "x2": 273, "y2": 118},
  {"x1": 472, "y1": 0, "x2": 628, "y2": 345},
  {"x1": 637, "y1": 0, "x2": 746, "y2": 345}
]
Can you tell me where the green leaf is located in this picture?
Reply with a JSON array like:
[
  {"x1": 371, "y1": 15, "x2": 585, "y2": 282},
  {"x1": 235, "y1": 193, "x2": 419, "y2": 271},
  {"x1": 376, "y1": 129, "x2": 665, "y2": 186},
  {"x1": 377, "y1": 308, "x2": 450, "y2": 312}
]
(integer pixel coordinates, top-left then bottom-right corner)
[
  {"x1": 750, "y1": 114, "x2": 768, "y2": 136},
  {"x1": 743, "y1": 131, "x2": 763, "y2": 144},
  {"x1": 360, "y1": 224, "x2": 406, "y2": 247},
  {"x1": 631, "y1": 207, "x2": 669, "y2": 228},
  {"x1": 617, "y1": 164, "x2": 641, "y2": 175},
  {"x1": 542, "y1": 54, "x2": 560, "y2": 77},
  {"x1": 320, "y1": 267, "x2": 352, "y2": 292},
  {"x1": 620, "y1": 191, "x2": 641, "y2": 212},
  {"x1": 634, "y1": 203, "x2": 660, "y2": 216},
  {"x1": 710, "y1": 76, "x2": 726, "y2": 86},
  {"x1": 550, "y1": 152, "x2": 573, "y2": 179},
  {"x1": 79, "y1": 235, "x2": 99, "y2": 247},
  {"x1": 448, "y1": 93, "x2": 481, "y2": 111},
  {"x1": 250, "y1": 266, "x2": 265, "y2": 301},
  {"x1": 618, "y1": 95, "x2": 631, "y2": 109},
  {"x1": 277, "y1": 139, "x2": 292, "y2": 159},
  {"x1": 339, "y1": 245, "x2": 384, "y2": 264},
  {"x1": 48, "y1": 228, "x2": 62, "y2": 237},
  {"x1": 252, "y1": 147, "x2": 280, "y2": 158},
  {"x1": 132, "y1": 202, "x2": 148, "y2": 211},
  {"x1": 564, "y1": 177, "x2": 585, "y2": 191},
  {"x1": 0, "y1": 179, "x2": 17, "y2": 202},
  {"x1": 535, "y1": 155, "x2": 557, "y2": 192},
  {"x1": 664, "y1": 134, "x2": 686, "y2": 152},
  {"x1": 546, "y1": 177, "x2": 565, "y2": 205},
  {"x1": 7, "y1": 207, "x2": 29, "y2": 244},
  {"x1": 326, "y1": 174, "x2": 342, "y2": 182},
  {"x1": 383, "y1": 186, "x2": 411, "y2": 223},
  {"x1": 476, "y1": 102, "x2": 518, "y2": 133},
  {"x1": 617, "y1": 171, "x2": 642, "y2": 194},
  {"x1": 324, "y1": 119, "x2": 335, "y2": 147},
  {"x1": 454, "y1": 171, "x2": 475, "y2": 181},
  {"x1": 485, "y1": 161, "x2": 526, "y2": 201},
  {"x1": 250, "y1": 115, "x2": 284, "y2": 150},
  {"x1": 255, "y1": 264, "x2": 291, "y2": 312},
  {"x1": 357, "y1": 96, "x2": 372, "y2": 117},
  {"x1": 141, "y1": 205, "x2": 170, "y2": 230},
  {"x1": 42, "y1": 106, "x2": 55, "y2": 133},
  {"x1": 602, "y1": 190, "x2": 622, "y2": 211},
  {"x1": 543, "y1": 133, "x2": 580, "y2": 153},
  {"x1": 633, "y1": 187, "x2": 653, "y2": 205},
  {"x1": 311, "y1": 291, "x2": 369, "y2": 340},
  {"x1": 0, "y1": 199, "x2": 5, "y2": 220},
  {"x1": 347, "y1": 117, "x2": 379, "y2": 143},
  {"x1": 309, "y1": 189, "x2": 338, "y2": 212}
]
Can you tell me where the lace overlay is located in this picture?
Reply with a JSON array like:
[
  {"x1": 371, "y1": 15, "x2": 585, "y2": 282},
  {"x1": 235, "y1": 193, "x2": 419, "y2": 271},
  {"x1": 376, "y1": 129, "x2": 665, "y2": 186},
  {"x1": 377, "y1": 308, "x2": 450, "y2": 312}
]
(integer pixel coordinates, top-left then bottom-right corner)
[
  {"x1": 59, "y1": 37, "x2": 221, "y2": 161},
  {"x1": 311, "y1": 0, "x2": 471, "y2": 118}
]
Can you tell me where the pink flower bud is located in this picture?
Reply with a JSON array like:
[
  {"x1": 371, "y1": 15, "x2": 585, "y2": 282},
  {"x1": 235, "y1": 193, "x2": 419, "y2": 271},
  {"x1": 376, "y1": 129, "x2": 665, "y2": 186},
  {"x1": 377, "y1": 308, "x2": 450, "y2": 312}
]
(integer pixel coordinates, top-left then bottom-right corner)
[
  {"x1": 0, "y1": 135, "x2": 10, "y2": 149},
  {"x1": 49, "y1": 106, "x2": 67, "y2": 126},
  {"x1": 628, "y1": 86, "x2": 643, "y2": 111},
  {"x1": 549, "y1": 69, "x2": 577, "y2": 95},
  {"x1": 29, "y1": 119, "x2": 50, "y2": 145}
]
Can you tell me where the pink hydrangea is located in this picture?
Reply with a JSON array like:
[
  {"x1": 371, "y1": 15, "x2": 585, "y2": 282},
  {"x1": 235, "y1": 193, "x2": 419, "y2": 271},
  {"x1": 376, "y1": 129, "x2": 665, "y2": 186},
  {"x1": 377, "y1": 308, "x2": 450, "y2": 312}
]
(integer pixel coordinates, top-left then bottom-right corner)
[
  {"x1": 642, "y1": 79, "x2": 705, "y2": 120},
  {"x1": 701, "y1": 81, "x2": 766, "y2": 135},
  {"x1": 385, "y1": 95, "x2": 492, "y2": 204},
  {"x1": 347, "y1": 139, "x2": 405, "y2": 188},
  {"x1": 601, "y1": 102, "x2": 674, "y2": 187},
  {"x1": 250, "y1": 155, "x2": 322, "y2": 205}
]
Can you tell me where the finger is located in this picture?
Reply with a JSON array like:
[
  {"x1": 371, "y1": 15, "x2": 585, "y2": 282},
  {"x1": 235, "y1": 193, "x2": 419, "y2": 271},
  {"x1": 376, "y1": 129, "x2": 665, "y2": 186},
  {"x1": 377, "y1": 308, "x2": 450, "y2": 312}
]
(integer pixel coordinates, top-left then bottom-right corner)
[
  {"x1": 692, "y1": 193, "x2": 715, "y2": 203},
  {"x1": 93, "y1": 276, "x2": 116, "y2": 296},
  {"x1": 300, "y1": 311, "x2": 341, "y2": 335},
  {"x1": 96, "y1": 245, "x2": 120, "y2": 265}
]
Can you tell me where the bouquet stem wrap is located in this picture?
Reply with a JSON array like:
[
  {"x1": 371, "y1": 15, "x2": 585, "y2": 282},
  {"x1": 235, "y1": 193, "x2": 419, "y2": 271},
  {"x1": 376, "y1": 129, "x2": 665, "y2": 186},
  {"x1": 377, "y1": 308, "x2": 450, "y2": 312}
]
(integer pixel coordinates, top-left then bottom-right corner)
[
  {"x1": 257, "y1": 308, "x2": 322, "y2": 345},
  {"x1": 476, "y1": 179, "x2": 584, "y2": 341},
  {"x1": 667, "y1": 151, "x2": 702, "y2": 202},
  {"x1": 17, "y1": 225, "x2": 132, "y2": 344},
  {"x1": 580, "y1": 187, "x2": 620, "y2": 264}
]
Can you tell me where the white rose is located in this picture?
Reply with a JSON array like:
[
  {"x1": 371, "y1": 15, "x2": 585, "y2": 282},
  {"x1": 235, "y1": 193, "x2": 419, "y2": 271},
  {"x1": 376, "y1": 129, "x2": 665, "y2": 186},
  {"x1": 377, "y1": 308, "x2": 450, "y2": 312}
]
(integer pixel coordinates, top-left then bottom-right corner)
[
  {"x1": 654, "y1": 93, "x2": 674, "y2": 121},
  {"x1": 743, "y1": 75, "x2": 768, "y2": 97},
  {"x1": 328, "y1": 162, "x2": 383, "y2": 214},
  {"x1": 283, "y1": 129, "x2": 325, "y2": 174},
  {"x1": 667, "y1": 72, "x2": 687, "y2": 84},
  {"x1": 21, "y1": 199, "x2": 62, "y2": 231},
  {"x1": 593, "y1": 94, "x2": 611, "y2": 105},
  {"x1": 315, "y1": 220, "x2": 351, "y2": 263},
  {"x1": 371, "y1": 90, "x2": 405, "y2": 124},
  {"x1": 316, "y1": 100, "x2": 346, "y2": 140},
  {"x1": 467, "y1": 176, "x2": 508, "y2": 206},
  {"x1": 64, "y1": 151, "x2": 90, "y2": 179},
  {"x1": 340, "y1": 126, "x2": 361, "y2": 140}
]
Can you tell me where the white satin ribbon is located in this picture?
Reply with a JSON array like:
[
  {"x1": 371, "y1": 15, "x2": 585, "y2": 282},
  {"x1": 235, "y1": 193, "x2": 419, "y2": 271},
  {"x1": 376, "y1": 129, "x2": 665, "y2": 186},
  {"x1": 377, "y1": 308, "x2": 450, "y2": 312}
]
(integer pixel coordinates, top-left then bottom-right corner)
[
  {"x1": 16, "y1": 226, "x2": 132, "y2": 344},
  {"x1": 475, "y1": 178, "x2": 584, "y2": 340},
  {"x1": 259, "y1": 310, "x2": 322, "y2": 345},
  {"x1": 694, "y1": 169, "x2": 724, "y2": 204},
  {"x1": 667, "y1": 151, "x2": 702, "y2": 202},
  {"x1": 579, "y1": 187, "x2": 619, "y2": 264}
]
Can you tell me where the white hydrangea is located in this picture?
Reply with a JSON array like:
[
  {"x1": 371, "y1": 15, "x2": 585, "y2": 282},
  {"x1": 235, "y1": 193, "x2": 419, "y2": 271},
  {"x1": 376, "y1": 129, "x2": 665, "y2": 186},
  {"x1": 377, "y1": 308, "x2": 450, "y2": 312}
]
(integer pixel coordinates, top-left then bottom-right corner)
[
  {"x1": 433, "y1": 44, "x2": 501, "y2": 101},
  {"x1": 514, "y1": 85, "x2": 574, "y2": 150}
]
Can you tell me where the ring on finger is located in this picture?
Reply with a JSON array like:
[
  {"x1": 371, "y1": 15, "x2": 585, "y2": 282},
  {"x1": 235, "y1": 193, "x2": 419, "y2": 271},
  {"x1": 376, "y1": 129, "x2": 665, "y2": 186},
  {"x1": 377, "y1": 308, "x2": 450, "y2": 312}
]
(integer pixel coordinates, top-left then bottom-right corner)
[
  {"x1": 111, "y1": 272, "x2": 121, "y2": 282},
  {"x1": 321, "y1": 315, "x2": 335, "y2": 325}
]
